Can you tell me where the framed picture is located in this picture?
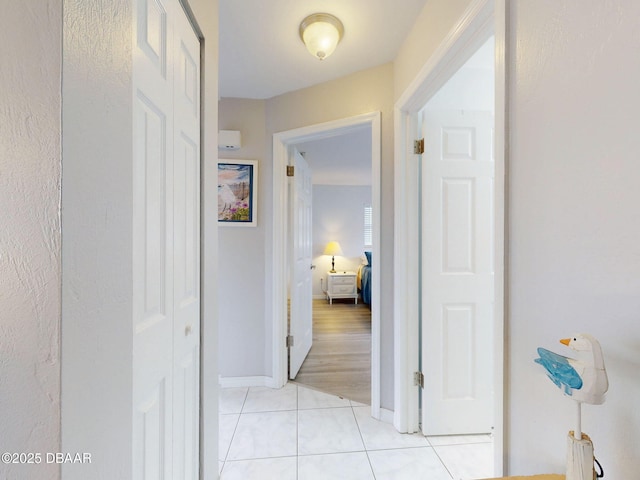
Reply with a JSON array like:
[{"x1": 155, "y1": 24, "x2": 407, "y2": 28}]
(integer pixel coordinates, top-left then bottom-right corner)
[{"x1": 218, "y1": 159, "x2": 258, "y2": 227}]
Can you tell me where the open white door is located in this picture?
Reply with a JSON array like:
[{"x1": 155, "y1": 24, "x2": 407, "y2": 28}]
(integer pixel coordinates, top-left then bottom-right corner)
[
  {"x1": 289, "y1": 149, "x2": 313, "y2": 379},
  {"x1": 420, "y1": 109, "x2": 494, "y2": 435},
  {"x1": 133, "y1": 0, "x2": 200, "y2": 477}
]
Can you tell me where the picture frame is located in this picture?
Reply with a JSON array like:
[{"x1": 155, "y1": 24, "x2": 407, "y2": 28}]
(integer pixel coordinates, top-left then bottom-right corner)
[{"x1": 218, "y1": 159, "x2": 258, "y2": 227}]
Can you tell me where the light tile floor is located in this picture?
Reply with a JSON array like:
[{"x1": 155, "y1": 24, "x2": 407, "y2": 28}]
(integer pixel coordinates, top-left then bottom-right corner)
[{"x1": 219, "y1": 383, "x2": 494, "y2": 480}]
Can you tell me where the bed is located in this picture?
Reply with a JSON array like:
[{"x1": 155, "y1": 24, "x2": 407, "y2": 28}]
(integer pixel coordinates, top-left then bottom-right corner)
[{"x1": 357, "y1": 251, "x2": 372, "y2": 305}]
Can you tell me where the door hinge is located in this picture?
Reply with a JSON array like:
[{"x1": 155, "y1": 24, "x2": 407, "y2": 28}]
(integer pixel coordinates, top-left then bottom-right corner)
[
  {"x1": 414, "y1": 138, "x2": 425, "y2": 154},
  {"x1": 286, "y1": 335, "x2": 294, "y2": 347},
  {"x1": 286, "y1": 165, "x2": 295, "y2": 177},
  {"x1": 414, "y1": 371, "x2": 425, "y2": 388}
]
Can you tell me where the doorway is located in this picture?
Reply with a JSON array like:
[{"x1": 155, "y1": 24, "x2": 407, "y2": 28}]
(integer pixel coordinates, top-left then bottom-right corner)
[
  {"x1": 393, "y1": 0, "x2": 506, "y2": 474},
  {"x1": 290, "y1": 128, "x2": 373, "y2": 405},
  {"x1": 419, "y1": 36, "x2": 495, "y2": 436},
  {"x1": 272, "y1": 112, "x2": 382, "y2": 418}
]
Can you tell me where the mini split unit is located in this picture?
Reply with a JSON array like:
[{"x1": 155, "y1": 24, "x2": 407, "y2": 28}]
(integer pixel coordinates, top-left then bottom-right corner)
[{"x1": 218, "y1": 130, "x2": 241, "y2": 150}]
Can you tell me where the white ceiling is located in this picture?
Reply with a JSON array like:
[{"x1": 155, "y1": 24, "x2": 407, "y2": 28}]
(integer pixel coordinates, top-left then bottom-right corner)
[
  {"x1": 219, "y1": 0, "x2": 429, "y2": 99},
  {"x1": 295, "y1": 127, "x2": 372, "y2": 186}
]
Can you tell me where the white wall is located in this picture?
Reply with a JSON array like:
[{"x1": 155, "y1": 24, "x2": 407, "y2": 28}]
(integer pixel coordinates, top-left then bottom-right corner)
[
  {"x1": 507, "y1": 1, "x2": 640, "y2": 476},
  {"x1": 62, "y1": 1, "x2": 136, "y2": 476},
  {"x1": 217, "y1": 98, "x2": 268, "y2": 378},
  {"x1": 312, "y1": 185, "x2": 372, "y2": 298},
  {"x1": 0, "y1": 3, "x2": 62, "y2": 479}
]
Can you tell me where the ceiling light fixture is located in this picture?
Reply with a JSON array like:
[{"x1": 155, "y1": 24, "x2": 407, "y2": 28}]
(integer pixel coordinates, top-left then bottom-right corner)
[{"x1": 299, "y1": 13, "x2": 344, "y2": 61}]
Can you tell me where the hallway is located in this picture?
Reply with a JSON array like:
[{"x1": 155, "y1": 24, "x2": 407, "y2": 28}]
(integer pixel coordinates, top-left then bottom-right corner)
[{"x1": 219, "y1": 383, "x2": 493, "y2": 479}]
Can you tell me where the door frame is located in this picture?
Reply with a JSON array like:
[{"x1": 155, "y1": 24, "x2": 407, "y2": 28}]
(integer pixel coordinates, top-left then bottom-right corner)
[
  {"x1": 272, "y1": 111, "x2": 382, "y2": 418},
  {"x1": 393, "y1": 0, "x2": 507, "y2": 473}
]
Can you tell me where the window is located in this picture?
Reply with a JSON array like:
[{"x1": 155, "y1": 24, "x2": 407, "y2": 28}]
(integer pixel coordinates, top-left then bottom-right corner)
[{"x1": 364, "y1": 205, "x2": 372, "y2": 247}]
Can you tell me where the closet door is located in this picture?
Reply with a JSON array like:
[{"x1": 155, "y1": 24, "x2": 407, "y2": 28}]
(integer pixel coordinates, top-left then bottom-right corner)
[
  {"x1": 171, "y1": 5, "x2": 201, "y2": 479},
  {"x1": 132, "y1": 0, "x2": 200, "y2": 478}
]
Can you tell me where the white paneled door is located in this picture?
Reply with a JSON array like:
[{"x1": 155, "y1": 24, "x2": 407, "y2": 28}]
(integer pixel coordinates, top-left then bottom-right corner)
[
  {"x1": 132, "y1": 0, "x2": 200, "y2": 478},
  {"x1": 420, "y1": 109, "x2": 494, "y2": 435},
  {"x1": 171, "y1": 5, "x2": 200, "y2": 479},
  {"x1": 289, "y1": 150, "x2": 313, "y2": 379}
]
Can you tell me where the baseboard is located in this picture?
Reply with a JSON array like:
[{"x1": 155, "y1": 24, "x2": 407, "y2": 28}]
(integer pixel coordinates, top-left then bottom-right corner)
[
  {"x1": 218, "y1": 375, "x2": 278, "y2": 389},
  {"x1": 312, "y1": 294, "x2": 327, "y2": 300}
]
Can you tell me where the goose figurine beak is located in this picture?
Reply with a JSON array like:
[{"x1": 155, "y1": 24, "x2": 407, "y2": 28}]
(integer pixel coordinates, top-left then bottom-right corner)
[{"x1": 560, "y1": 338, "x2": 571, "y2": 346}]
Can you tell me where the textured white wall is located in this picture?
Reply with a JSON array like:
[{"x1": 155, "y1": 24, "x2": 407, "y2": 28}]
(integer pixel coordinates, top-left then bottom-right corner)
[
  {"x1": 312, "y1": 185, "x2": 372, "y2": 298},
  {"x1": 508, "y1": 1, "x2": 640, "y2": 476},
  {"x1": 0, "y1": 2, "x2": 62, "y2": 479},
  {"x1": 61, "y1": 0, "x2": 135, "y2": 477}
]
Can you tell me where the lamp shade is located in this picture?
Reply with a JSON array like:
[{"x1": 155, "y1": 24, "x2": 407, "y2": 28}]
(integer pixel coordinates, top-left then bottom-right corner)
[
  {"x1": 323, "y1": 241, "x2": 343, "y2": 256},
  {"x1": 299, "y1": 13, "x2": 344, "y2": 60}
]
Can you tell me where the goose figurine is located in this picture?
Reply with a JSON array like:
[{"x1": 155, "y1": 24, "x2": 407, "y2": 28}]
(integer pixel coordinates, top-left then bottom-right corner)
[
  {"x1": 535, "y1": 334, "x2": 608, "y2": 480},
  {"x1": 535, "y1": 333, "x2": 608, "y2": 405}
]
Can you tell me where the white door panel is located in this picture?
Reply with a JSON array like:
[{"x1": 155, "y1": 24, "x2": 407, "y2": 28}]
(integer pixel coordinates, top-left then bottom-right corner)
[
  {"x1": 173, "y1": 346, "x2": 199, "y2": 480},
  {"x1": 289, "y1": 150, "x2": 313, "y2": 379},
  {"x1": 133, "y1": 0, "x2": 200, "y2": 478},
  {"x1": 172, "y1": 5, "x2": 200, "y2": 478},
  {"x1": 421, "y1": 109, "x2": 494, "y2": 435},
  {"x1": 133, "y1": 0, "x2": 174, "y2": 473}
]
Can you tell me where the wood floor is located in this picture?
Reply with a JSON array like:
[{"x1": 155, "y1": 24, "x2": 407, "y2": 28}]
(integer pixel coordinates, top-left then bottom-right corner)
[{"x1": 293, "y1": 298, "x2": 371, "y2": 405}]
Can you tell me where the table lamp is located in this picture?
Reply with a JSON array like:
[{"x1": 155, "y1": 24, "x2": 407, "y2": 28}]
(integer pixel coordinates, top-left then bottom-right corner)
[{"x1": 323, "y1": 241, "x2": 343, "y2": 273}]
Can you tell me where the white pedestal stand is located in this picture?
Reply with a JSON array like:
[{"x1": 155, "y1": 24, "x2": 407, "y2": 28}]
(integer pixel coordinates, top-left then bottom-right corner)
[{"x1": 566, "y1": 403, "x2": 596, "y2": 480}]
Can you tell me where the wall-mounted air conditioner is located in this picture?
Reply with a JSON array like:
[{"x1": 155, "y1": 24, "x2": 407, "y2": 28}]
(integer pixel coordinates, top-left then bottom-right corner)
[{"x1": 218, "y1": 130, "x2": 241, "y2": 150}]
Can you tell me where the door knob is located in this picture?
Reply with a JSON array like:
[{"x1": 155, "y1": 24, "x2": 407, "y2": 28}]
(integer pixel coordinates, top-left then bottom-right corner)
[{"x1": 310, "y1": 264, "x2": 316, "y2": 270}]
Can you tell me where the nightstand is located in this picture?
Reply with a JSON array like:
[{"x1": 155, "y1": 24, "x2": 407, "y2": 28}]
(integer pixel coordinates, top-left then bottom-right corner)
[{"x1": 326, "y1": 271, "x2": 358, "y2": 304}]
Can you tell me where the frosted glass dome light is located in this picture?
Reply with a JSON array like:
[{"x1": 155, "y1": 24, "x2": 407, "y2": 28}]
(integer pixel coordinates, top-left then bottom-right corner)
[{"x1": 299, "y1": 13, "x2": 344, "y2": 61}]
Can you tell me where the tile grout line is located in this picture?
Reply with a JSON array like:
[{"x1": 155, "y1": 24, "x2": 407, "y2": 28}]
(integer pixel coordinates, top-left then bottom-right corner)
[
  {"x1": 427, "y1": 433, "x2": 463, "y2": 479},
  {"x1": 349, "y1": 402, "x2": 378, "y2": 479},
  {"x1": 219, "y1": 386, "x2": 250, "y2": 476},
  {"x1": 430, "y1": 442, "x2": 456, "y2": 480}
]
